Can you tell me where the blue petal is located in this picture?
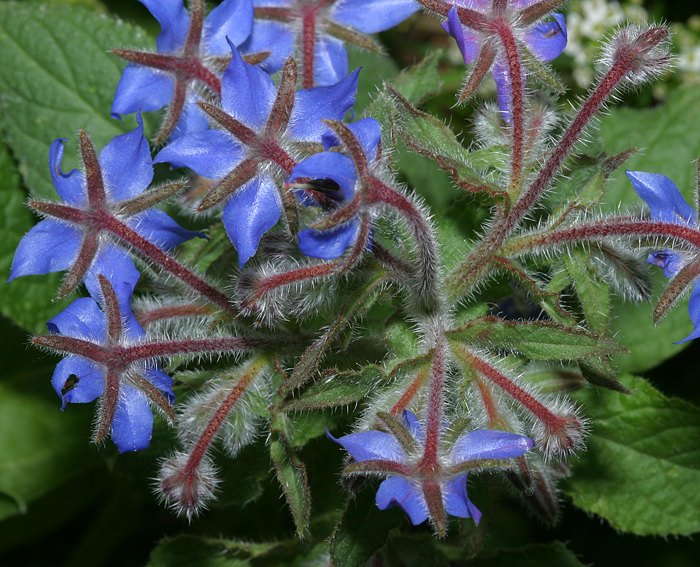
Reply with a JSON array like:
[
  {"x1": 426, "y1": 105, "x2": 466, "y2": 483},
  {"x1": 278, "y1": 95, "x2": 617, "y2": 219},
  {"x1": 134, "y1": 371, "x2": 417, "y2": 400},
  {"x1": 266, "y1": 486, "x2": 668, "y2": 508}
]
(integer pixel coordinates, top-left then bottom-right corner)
[
  {"x1": 99, "y1": 117, "x2": 153, "y2": 202},
  {"x1": 492, "y1": 61, "x2": 513, "y2": 124},
  {"x1": 677, "y1": 282, "x2": 700, "y2": 344},
  {"x1": 145, "y1": 368, "x2": 176, "y2": 404},
  {"x1": 111, "y1": 66, "x2": 174, "y2": 118},
  {"x1": 290, "y1": 152, "x2": 357, "y2": 201},
  {"x1": 448, "y1": 429, "x2": 534, "y2": 465},
  {"x1": 49, "y1": 139, "x2": 85, "y2": 206},
  {"x1": 155, "y1": 129, "x2": 242, "y2": 179},
  {"x1": 203, "y1": 0, "x2": 254, "y2": 53},
  {"x1": 222, "y1": 175, "x2": 282, "y2": 267},
  {"x1": 647, "y1": 250, "x2": 684, "y2": 278},
  {"x1": 442, "y1": 7, "x2": 480, "y2": 65},
  {"x1": 313, "y1": 35, "x2": 348, "y2": 87},
  {"x1": 222, "y1": 41, "x2": 277, "y2": 130},
  {"x1": 322, "y1": 117, "x2": 382, "y2": 162},
  {"x1": 173, "y1": 97, "x2": 211, "y2": 139},
  {"x1": 331, "y1": 0, "x2": 419, "y2": 34},
  {"x1": 443, "y1": 474, "x2": 482, "y2": 524},
  {"x1": 626, "y1": 171, "x2": 696, "y2": 225},
  {"x1": 402, "y1": 410, "x2": 424, "y2": 442},
  {"x1": 240, "y1": 19, "x2": 294, "y2": 74},
  {"x1": 375, "y1": 476, "x2": 429, "y2": 525},
  {"x1": 9, "y1": 220, "x2": 81, "y2": 281},
  {"x1": 111, "y1": 384, "x2": 154, "y2": 453},
  {"x1": 129, "y1": 209, "x2": 203, "y2": 250},
  {"x1": 328, "y1": 429, "x2": 406, "y2": 463},
  {"x1": 525, "y1": 13, "x2": 567, "y2": 62},
  {"x1": 290, "y1": 68, "x2": 360, "y2": 141},
  {"x1": 47, "y1": 297, "x2": 107, "y2": 343},
  {"x1": 51, "y1": 355, "x2": 104, "y2": 409},
  {"x1": 140, "y1": 0, "x2": 190, "y2": 52},
  {"x1": 298, "y1": 221, "x2": 360, "y2": 260}
]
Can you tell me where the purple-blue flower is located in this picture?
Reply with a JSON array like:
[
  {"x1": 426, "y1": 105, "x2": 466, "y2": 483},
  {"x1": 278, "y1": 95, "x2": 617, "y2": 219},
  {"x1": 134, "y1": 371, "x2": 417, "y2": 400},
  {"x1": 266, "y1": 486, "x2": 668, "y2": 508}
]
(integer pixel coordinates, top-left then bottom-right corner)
[
  {"x1": 243, "y1": 0, "x2": 419, "y2": 86},
  {"x1": 155, "y1": 43, "x2": 359, "y2": 266},
  {"x1": 289, "y1": 117, "x2": 380, "y2": 259},
  {"x1": 48, "y1": 254, "x2": 174, "y2": 453},
  {"x1": 442, "y1": 1, "x2": 567, "y2": 121},
  {"x1": 112, "y1": 0, "x2": 254, "y2": 141},
  {"x1": 627, "y1": 170, "x2": 700, "y2": 342},
  {"x1": 330, "y1": 410, "x2": 533, "y2": 526},
  {"x1": 9, "y1": 119, "x2": 199, "y2": 293}
]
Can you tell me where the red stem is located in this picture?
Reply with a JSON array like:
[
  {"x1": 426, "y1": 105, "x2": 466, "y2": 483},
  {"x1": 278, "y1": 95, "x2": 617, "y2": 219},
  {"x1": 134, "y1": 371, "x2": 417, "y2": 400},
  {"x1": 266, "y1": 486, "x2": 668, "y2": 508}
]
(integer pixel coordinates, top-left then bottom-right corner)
[{"x1": 301, "y1": 7, "x2": 316, "y2": 89}]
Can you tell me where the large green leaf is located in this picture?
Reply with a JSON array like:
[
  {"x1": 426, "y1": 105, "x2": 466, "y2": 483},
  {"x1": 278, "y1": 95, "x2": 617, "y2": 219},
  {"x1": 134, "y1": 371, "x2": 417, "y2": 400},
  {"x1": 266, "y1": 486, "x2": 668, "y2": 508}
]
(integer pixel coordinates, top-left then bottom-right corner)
[
  {"x1": 0, "y1": 2, "x2": 151, "y2": 198},
  {"x1": 147, "y1": 535, "x2": 280, "y2": 567},
  {"x1": 566, "y1": 375, "x2": 700, "y2": 536}
]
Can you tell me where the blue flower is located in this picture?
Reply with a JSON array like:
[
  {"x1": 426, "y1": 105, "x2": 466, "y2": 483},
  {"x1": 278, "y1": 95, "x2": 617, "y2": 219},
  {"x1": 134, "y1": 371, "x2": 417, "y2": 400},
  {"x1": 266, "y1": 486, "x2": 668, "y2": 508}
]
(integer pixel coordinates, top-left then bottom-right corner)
[
  {"x1": 330, "y1": 410, "x2": 533, "y2": 528},
  {"x1": 243, "y1": 0, "x2": 419, "y2": 86},
  {"x1": 9, "y1": 119, "x2": 199, "y2": 296},
  {"x1": 47, "y1": 253, "x2": 175, "y2": 453},
  {"x1": 442, "y1": 0, "x2": 567, "y2": 121},
  {"x1": 289, "y1": 117, "x2": 380, "y2": 259},
  {"x1": 627, "y1": 170, "x2": 700, "y2": 342},
  {"x1": 112, "y1": 0, "x2": 254, "y2": 141},
  {"x1": 155, "y1": 43, "x2": 359, "y2": 266}
]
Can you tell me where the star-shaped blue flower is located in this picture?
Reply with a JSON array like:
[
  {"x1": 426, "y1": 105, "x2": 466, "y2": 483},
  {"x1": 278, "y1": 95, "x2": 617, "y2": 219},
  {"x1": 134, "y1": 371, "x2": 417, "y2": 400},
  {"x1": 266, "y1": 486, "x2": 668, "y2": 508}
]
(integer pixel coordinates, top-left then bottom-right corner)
[
  {"x1": 47, "y1": 253, "x2": 175, "y2": 453},
  {"x1": 289, "y1": 117, "x2": 380, "y2": 259},
  {"x1": 330, "y1": 410, "x2": 533, "y2": 528},
  {"x1": 155, "y1": 43, "x2": 359, "y2": 266},
  {"x1": 628, "y1": 170, "x2": 700, "y2": 342}
]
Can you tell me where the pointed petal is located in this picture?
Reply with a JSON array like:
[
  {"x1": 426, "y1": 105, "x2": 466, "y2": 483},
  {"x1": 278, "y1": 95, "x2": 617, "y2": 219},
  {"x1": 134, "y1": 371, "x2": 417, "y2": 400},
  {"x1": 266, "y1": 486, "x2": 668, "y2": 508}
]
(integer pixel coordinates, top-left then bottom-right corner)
[
  {"x1": 290, "y1": 69, "x2": 359, "y2": 141},
  {"x1": 204, "y1": 0, "x2": 254, "y2": 53},
  {"x1": 524, "y1": 13, "x2": 567, "y2": 62},
  {"x1": 9, "y1": 220, "x2": 81, "y2": 281},
  {"x1": 52, "y1": 355, "x2": 104, "y2": 409},
  {"x1": 443, "y1": 474, "x2": 482, "y2": 524},
  {"x1": 402, "y1": 410, "x2": 425, "y2": 443},
  {"x1": 145, "y1": 368, "x2": 175, "y2": 404},
  {"x1": 449, "y1": 429, "x2": 534, "y2": 465},
  {"x1": 111, "y1": 66, "x2": 174, "y2": 118},
  {"x1": 331, "y1": 0, "x2": 419, "y2": 34},
  {"x1": 312, "y1": 35, "x2": 348, "y2": 88},
  {"x1": 677, "y1": 282, "x2": 700, "y2": 343},
  {"x1": 155, "y1": 129, "x2": 242, "y2": 179},
  {"x1": 99, "y1": 117, "x2": 153, "y2": 201},
  {"x1": 626, "y1": 171, "x2": 696, "y2": 225},
  {"x1": 222, "y1": 41, "x2": 276, "y2": 130},
  {"x1": 329, "y1": 429, "x2": 406, "y2": 462},
  {"x1": 290, "y1": 152, "x2": 357, "y2": 201},
  {"x1": 173, "y1": 98, "x2": 211, "y2": 138},
  {"x1": 492, "y1": 61, "x2": 513, "y2": 123},
  {"x1": 322, "y1": 117, "x2": 381, "y2": 162},
  {"x1": 139, "y1": 0, "x2": 190, "y2": 52},
  {"x1": 49, "y1": 139, "x2": 86, "y2": 206},
  {"x1": 442, "y1": 7, "x2": 480, "y2": 65},
  {"x1": 111, "y1": 385, "x2": 154, "y2": 453},
  {"x1": 47, "y1": 297, "x2": 107, "y2": 343},
  {"x1": 222, "y1": 175, "x2": 282, "y2": 267},
  {"x1": 240, "y1": 19, "x2": 294, "y2": 74},
  {"x1": 297, "y1": 221, "x2": 359, "y2": 260},
  {"x1": 129, "y1": 209, "x2": 203, "y2": 251},
  {"x1": 376, "y1": 476, "x2": 429, "y2": 525},
  {"x1": 647, "y1": 250, "x2": 684, "y2": 278}
]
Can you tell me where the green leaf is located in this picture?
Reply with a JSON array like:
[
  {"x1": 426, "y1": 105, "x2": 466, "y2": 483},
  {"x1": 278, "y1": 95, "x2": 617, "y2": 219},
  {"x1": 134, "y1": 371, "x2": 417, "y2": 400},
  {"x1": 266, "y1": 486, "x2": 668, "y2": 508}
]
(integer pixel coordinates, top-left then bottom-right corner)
[
  {"x1": 567, "y1": 374, "x2": 700, "y2": 536},
  {"x1": 0, "y1": 2, "x2": 151, "y2": 198},
  {"x1": 0, "y1": 375, "x2": 101, "y2": 521},
  {"x1": 389, "y1": 50, "x2": 444, "y2": 106},
  {"x1": 147, "y1": 535, "x2": 280, "y2": 567},
  {"x1": 0, "y1": 143, "x2": 73, "y2": 331},
  {"x1": 329, "y1": 488, "x2": 403, "y2": 567},
  {"x1": 348, "y1": 46, "x2": 399, "y2": 114},
  {"x1": 447, "y1": 317, "x2": 622, "y2": 360},
  {"x1": 469, "y1": 542, "x2": 584, "y2": 567},
  {"x1": 564, "y1": 249, "x2": 611, "y2": 334}
]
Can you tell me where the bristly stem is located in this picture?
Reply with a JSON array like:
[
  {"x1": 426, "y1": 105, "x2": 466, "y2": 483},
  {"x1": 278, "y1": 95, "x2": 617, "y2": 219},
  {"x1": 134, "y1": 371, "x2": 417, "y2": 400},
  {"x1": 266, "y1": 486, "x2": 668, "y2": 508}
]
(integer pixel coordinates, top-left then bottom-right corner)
[
  {"x1": 419, "y1": 339, "x2": 447, "y2": 468},
  {"x1": 301, "y1": 5, "x2": 317, "y2": 89}
]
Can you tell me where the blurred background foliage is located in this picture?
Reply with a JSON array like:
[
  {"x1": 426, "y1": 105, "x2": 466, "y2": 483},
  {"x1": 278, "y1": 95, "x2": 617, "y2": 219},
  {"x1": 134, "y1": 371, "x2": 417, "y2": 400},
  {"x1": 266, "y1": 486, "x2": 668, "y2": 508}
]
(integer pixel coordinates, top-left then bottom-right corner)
[{"x1": 0, "y1": 0, "x2": 699, "y2": 565}]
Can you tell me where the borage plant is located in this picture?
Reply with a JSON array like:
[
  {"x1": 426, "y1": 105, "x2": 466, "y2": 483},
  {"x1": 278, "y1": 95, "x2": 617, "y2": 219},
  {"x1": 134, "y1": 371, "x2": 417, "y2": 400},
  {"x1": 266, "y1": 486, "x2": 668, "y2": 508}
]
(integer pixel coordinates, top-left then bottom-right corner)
[{"x1": 2, "y1": 0, "x2": 700, "y2": 564}]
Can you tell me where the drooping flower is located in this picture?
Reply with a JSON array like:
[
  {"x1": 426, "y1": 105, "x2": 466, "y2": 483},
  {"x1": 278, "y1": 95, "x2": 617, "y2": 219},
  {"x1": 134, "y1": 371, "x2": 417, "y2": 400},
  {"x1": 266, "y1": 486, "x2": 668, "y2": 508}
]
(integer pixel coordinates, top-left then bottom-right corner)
[
  {"x1": 330, "y1": 410, "x2": 534, "y2": 530},
  {"x1": 43, "y1": 254, "x2": 175, "y2": 453},
  {"x1": 435, "y1": 0, "x2": 567, "y2": 120},
  {"x1": 243, "y1": 0, "x2": 420, "y2": 87},
  {"x1": 111, "y1": 0, "x2": 254, "y2": 142},
  {"x1": 627, "y1": 170, "x2": 700, "y2": 342},
  {"x1": 155, "y1": 43, "x2": 359, "y2": 266},
  {"x1": 9, "y1": 118, "x2": 200, "y2": 298},
  {"x1": 288, "y1": 117, "x2": 380, "y2": 259}
]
